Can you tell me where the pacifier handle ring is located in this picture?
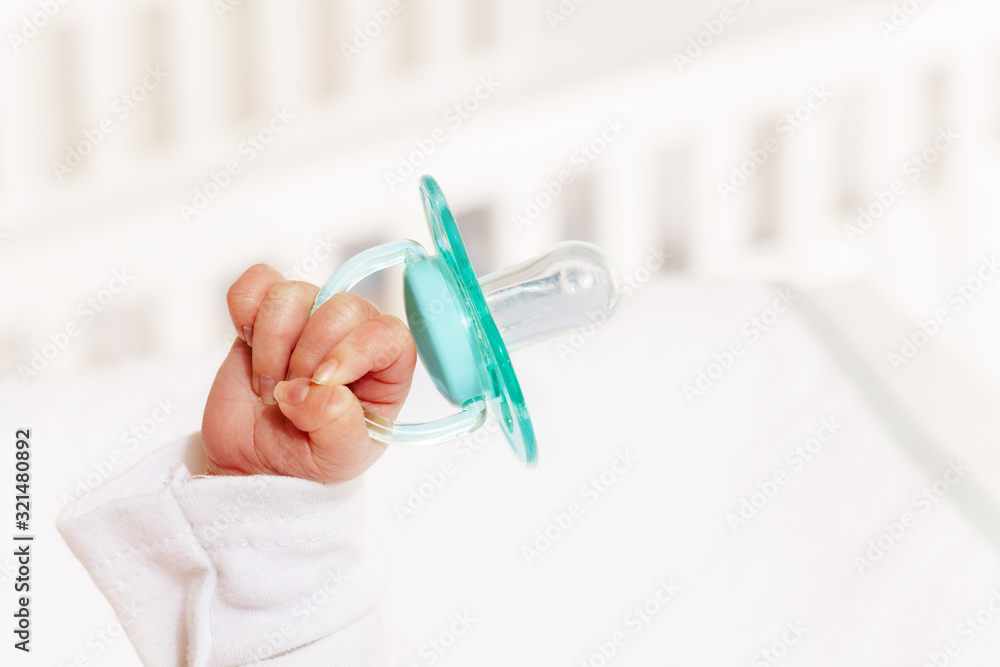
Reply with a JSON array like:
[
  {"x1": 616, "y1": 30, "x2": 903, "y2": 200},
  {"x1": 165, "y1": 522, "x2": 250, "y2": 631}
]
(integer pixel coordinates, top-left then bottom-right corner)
[
  {"x1": 311, "y1": 239, "x2": 427, "y2": 316},
  {"x1": 310, "y1": 239, "x2": 488, "y2": 447}
]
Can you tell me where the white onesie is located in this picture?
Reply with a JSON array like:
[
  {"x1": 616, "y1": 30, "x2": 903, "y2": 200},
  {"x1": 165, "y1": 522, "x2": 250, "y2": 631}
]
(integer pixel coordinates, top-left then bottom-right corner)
[{"x1": 58, "y1": 433, "x2": 386, "y2": 667}]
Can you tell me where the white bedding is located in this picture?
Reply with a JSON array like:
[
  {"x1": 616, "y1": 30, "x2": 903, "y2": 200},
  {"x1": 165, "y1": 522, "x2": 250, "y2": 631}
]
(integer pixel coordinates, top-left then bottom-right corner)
[{"x1": 6, "y1": 278, "x2": 1000, "y2": 666}]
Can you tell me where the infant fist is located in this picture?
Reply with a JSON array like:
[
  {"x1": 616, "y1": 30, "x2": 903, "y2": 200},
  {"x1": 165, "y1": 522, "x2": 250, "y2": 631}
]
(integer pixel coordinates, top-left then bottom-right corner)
[{"x1": 202, "y1": 263, "x2": 417, "y2": 482}]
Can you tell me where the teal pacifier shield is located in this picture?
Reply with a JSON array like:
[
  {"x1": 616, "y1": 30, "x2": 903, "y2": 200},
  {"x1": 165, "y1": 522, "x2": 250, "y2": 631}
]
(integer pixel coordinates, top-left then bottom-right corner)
[
  {"x1": 403, "y1": 257, "x2": 486, "y2": 406},
  {"x1": 418, "y1": 175, "x2": 538, "y2": 467}
]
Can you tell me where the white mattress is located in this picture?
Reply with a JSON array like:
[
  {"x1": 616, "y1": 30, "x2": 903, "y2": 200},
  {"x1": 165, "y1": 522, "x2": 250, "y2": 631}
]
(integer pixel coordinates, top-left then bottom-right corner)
[{"x1": 6, "y1": 278, "x2": 1000, "y2": 666}]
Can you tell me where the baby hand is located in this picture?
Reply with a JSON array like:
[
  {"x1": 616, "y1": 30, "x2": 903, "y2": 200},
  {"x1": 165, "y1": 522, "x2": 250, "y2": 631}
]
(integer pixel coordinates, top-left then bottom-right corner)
[{"x1": 202, "y1": 264, "x2": 417, "y2": 482}]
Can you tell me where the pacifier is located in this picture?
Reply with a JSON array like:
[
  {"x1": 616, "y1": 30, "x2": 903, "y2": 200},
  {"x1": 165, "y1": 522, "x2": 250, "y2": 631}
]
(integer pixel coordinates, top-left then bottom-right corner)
[{"x1": 310, "y1": 176, "x2": 621, "y2": 467}]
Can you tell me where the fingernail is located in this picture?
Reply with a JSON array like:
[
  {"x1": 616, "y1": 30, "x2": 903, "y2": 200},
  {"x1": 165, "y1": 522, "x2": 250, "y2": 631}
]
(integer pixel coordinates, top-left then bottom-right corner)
[
  {"x1": 312, "y1": 359, "x2": 339, "y2": 385},
  {"x1": 243, "y1": 326, "x2": 254, "y2": 347},
  {"x1": 275, "y1": 380, "x2": 309, "y2": 406},
  {"x1": 260, "y1": 375, "x2": 276, "y2": 405}
]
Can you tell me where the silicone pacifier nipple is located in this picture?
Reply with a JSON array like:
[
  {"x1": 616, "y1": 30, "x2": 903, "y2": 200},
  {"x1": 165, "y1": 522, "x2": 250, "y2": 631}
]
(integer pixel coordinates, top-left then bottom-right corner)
[{"x1": 479, "y1": 242, "x2": 623, "y2": 352}]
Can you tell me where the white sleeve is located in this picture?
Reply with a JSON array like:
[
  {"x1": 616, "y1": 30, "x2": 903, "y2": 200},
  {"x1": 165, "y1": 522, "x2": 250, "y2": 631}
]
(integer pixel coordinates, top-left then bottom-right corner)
[{"x1": 57, "y1": 433, "x2": 387, "y2": 667}]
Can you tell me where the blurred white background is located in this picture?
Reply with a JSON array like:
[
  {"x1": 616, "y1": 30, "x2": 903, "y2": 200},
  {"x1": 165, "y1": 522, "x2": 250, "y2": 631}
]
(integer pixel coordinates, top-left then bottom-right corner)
[
  {"x1": 2, "y1": 0, "x2": 1000, "y2": 665},
  {"x1": 2, "y1": 0, "x2": 999, "y2": 386}
]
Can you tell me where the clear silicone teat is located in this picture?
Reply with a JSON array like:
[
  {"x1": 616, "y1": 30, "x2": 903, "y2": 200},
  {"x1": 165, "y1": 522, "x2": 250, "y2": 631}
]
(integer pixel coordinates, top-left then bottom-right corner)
[
  {"x1": 310, "y1": 176, "x2": 622, "y2": 467},
  {"x1": 480, "y1": 242, "x2": 622, "y2": 352}
]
